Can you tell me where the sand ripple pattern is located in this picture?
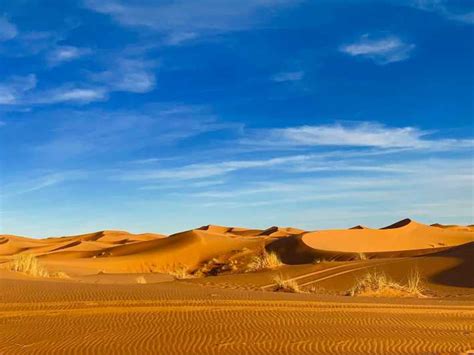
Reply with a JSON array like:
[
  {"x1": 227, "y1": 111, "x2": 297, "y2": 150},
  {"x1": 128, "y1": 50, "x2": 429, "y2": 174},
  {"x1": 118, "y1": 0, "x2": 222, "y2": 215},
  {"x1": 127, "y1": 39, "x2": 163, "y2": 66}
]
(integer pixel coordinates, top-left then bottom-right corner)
[{"x1": 1, "y1": 298, "x2": 473, "y2": 354}]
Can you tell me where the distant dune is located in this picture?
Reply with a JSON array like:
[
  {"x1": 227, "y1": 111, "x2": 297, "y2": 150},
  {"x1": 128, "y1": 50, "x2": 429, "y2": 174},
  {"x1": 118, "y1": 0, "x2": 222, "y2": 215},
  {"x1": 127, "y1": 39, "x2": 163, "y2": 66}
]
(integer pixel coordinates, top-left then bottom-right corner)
[{"x1": 1, "y1": 218, "x2": 473, "y2": 278}]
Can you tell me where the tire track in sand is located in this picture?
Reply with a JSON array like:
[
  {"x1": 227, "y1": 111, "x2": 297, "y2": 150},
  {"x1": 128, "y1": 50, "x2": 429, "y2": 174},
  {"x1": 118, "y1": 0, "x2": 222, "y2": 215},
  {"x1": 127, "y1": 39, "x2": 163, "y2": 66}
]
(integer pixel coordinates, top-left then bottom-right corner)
[{"x1": 262, "y1": 259, "x2": 407, "y2": 290}]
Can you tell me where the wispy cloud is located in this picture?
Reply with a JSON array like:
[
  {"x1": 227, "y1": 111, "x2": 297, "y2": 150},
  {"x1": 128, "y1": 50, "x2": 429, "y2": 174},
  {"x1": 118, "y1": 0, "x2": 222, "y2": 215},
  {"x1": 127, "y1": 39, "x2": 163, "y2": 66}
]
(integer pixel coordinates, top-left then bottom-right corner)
[
  {"x1": 29, "y1": 86, "x2": 107, "y2": 104},
  {"x1": 32, "y1": 105, "x2": 234, "y2": 159},
  {"x1": 272, "y1": 71, "x2": 304, "y2": 82},
  {"x1": 0, "y1": 16, "x2": 17, "y2": 41},
  {"x1": 413, "y1": 0, "x2": 474, "y2": 24},
  {"x1": 164, "y1": 32, "x2": 199, "y2": 46},
  {"x1": 241, "y1": 122, "x2": 473, "y2": 150},
  {"x1": 0, "y1": 76, "x2": 107, "y2": 106},
  {"x1": 84, "y1": 0, "x2": 300, "y2": 41},
  {"x1": 340, "y1": 34, "x2": 415, "y2": 64},
  {"x1": 47, "y1": 45, "x2": 92, "y2": 66},
  {"x1": 92, "y1": 57, "x2": 157, "y2": 93},
  {"x1": 120, "y1": 155, "x2": 311, "y2": 181},
  {"x1": 0, "y1": 74, "x2": 37, "y2": 105},
  {"x1": 4, "y1": 170, "x2": 87, "y2": 196}
]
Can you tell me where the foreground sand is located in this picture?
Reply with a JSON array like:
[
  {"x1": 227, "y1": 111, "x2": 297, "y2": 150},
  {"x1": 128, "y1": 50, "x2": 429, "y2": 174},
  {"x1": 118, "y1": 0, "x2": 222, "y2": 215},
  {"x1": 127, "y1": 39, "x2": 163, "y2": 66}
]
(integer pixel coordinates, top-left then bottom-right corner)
[{"x1": 1, "y1": 277, "x2": 473, "y2": 354}]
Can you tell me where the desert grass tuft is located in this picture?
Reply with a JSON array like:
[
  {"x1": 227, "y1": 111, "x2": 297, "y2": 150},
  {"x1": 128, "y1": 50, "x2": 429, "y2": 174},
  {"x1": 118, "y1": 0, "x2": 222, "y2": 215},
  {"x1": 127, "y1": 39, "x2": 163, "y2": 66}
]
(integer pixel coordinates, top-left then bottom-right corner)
[
  {"x1": 273, "y1": 274, "x2": 301, "y2": 293},
  {"x1": 348, "y1": 269, "x2": 424, "y2": 297},
  {"x1": 247, "y1": 251, "x2": 283, "y2": 272},
  {"x1": 165, "y1": 264, "x2": 194, "y2": 280},
  {"x1": 11, "y1": 254, "x2": 49, "y2": 278},
  {"x1": 357, "y1": 252, "x2": 367, "y2": 260},
  {"x1": 406, "y1": 268, "x2": 424, "y2": 295}
]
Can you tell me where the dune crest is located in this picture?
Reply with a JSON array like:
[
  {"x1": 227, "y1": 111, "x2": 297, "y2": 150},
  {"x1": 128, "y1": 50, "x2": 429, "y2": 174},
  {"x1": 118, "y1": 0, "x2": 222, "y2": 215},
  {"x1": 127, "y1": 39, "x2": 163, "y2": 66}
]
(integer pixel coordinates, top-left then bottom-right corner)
[{"x1": 1, "y1": 219, "x2": 473, "y2": 276}]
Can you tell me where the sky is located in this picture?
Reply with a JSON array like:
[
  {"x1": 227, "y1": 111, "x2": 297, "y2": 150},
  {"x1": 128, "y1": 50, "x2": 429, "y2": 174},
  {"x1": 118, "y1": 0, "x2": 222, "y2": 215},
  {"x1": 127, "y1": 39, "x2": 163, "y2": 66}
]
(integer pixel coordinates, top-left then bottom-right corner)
[{"x1": 0, "y1": 0, "x2": 473, "y2": 237}]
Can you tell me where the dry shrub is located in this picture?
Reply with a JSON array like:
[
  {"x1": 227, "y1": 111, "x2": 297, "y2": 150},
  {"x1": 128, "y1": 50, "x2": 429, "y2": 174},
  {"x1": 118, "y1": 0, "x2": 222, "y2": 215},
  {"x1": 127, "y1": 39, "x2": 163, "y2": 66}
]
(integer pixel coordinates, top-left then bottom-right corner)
[
  {"x1": 196, "y1": 258, "x2": 238, "y2": 277},
  {"x1": 247, "y1": 251, "x2": 283, "y2": 272},
  {"x1": 50, "y1": 271, "x2": 70, "y2": 279},
  {"x1": 308, "y1": 285, "x2": 326, "y2": 294},
  {"x1": 136, "y1": 276, "x2": 147, "y2": 284},
  {"x1": 165, "y1": 264, "x2": 194, "y2": 280},
  {"x1": 348, "y1": 269, "x2": 424, "y2": 297},
  {"x1": 357, "y1": 252, "x2": 367, "y2": 260},
  {"x1": 273, "y1": 274, "x2": 301, "y2": 293},
  {"x1": 11, "y1": 254, "x2": 49, "y2": 278},
  {"x1": 406, "y1": 268, "x2": 423, "y2": 295}
]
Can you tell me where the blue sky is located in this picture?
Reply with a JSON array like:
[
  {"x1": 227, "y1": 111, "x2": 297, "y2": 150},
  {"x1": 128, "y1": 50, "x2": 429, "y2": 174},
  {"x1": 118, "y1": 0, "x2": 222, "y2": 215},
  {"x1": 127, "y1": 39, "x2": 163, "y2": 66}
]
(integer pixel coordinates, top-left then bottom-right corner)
[{"x1": 0, "y1": 0, "x2": 473, "y2": 236}]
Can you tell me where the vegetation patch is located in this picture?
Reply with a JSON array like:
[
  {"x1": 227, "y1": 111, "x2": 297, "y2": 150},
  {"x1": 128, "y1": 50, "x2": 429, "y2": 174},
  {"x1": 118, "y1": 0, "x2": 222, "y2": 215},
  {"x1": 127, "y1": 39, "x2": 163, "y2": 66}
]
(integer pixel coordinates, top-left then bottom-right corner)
[
  {"x1": 11, "y1": 254, "x2": 49, "y2": 278},
  {"x1": 247, "y1": 251, "x2": 283, "y2": 272},
  {"x1": 347, "y1": 269, "x2": 424, "y2": 297},
  {"x1": 273, "y1": 274, "x2": 301, "y2": 293},
  {"x1": 164, "y1": 264, "x2": 195, "y2": 280}
]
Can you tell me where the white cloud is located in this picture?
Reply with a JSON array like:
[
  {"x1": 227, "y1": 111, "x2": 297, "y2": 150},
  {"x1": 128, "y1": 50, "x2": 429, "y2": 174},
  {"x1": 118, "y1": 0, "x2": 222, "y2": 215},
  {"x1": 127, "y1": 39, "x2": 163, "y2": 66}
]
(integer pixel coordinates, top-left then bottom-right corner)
[
  {"x1": 92, "y1": 57, "x2": 156, "y2": 93},
  {"x1": 32, "y1": 105, "x2": 234, "y2": 159},
  {"x1": 120, "y1": 155, "x2": 311, "y2": 181},
  {"x1": 4, "y1": 170, "x2": 87, "y2": 196},
  {"x1": 241, "y1": 122, "x2": 474, "y2": 150},
  {"x1": 340, "y1": 34, "x2": 415, "y2": 64},
  {"x1": 84, "y1": 0, "x2": 299, "y2": 39},
  {"x1": 413, "y1": 1, "x2": 474, "y2": 24},
  {"x1": 0, "y1": 74, "x2": 37, "y2": 105},
  {"x1": 47, "y1": 46, "x2": 92, "y2": 65},
  {"x1": 272, "y1": 71, "x2": 304, "y2": 82},
  {"x1": 448, "y1": 11, "x2": 474, "y2": 24},
  {"x1": 0, "y1": 76, "x2": 107, "y2": 106},
  {"x1": 0, "y1": 17, "x2": 17, "y2": 41},
  {"x1": 30, "y1": 87, "x2": 107, "y2": 104},
  {"x1": 165, "y1": 32, "x2": 198, "y2": 46}
]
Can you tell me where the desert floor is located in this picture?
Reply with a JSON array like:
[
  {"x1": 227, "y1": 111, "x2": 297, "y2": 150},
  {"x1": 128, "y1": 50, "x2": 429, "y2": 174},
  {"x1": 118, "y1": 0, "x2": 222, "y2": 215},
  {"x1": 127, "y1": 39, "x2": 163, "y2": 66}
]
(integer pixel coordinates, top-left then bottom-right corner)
[
  {"x1": 1, "y1": 274, "x2": 473, "y2": 354},
  {"x1": 1, "y1": 219, "x2": 473, "y2": 354}
]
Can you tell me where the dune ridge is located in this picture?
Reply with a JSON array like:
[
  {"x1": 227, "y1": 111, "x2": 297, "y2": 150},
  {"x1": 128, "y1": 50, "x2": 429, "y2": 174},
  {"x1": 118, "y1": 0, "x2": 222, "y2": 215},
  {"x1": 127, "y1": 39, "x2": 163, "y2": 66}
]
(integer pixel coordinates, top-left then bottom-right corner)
[{"x1": 1, "y1": 219, "x2": 473, "y2": 276}]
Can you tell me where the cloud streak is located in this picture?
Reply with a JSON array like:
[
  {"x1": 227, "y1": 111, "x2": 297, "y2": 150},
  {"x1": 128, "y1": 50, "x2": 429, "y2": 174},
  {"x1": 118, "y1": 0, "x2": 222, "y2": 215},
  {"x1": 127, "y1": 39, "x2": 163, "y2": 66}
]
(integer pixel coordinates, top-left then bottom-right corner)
[
  {"x1": 241, "y1": 122, "x2": 473, "y2": 150},
  {"x1": 0, "y1": 17, "x2": 17, "y2": 41},
  {"x1": 84, "y1": 0, "x2": 300, "y2": 41},
  {"x1": 340, "y1": 34, "x2": 415, "y2": 64},
  {"x1": 92, "y1": 57, "x2": 157, "y2": 93},
  {"x1": 47, "y1": 46, "x2": 92, "y2": 65},
  {"x1": 0, "y1": 74, "x2": 37, "y2": 105},
  {"x1": 413, "y1": 0, "x2": 474, "y2": 24},
  {"x1": 272, "y1": 71, "x2": 304, "y2": 82}
]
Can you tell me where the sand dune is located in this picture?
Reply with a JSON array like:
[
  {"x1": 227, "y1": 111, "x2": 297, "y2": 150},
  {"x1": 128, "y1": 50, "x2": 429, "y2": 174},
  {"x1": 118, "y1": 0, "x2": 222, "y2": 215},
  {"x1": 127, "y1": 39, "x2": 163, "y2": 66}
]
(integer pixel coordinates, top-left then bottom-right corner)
[
  {"x1": 1, "y1": 218, "x2": 473, "y2": 354},
  {"x1": 1, "y1": 219, "x2": 473, "y2": 275},
  {"x1": 267, "y1": 218, "x2": 474, "y2": 264}
]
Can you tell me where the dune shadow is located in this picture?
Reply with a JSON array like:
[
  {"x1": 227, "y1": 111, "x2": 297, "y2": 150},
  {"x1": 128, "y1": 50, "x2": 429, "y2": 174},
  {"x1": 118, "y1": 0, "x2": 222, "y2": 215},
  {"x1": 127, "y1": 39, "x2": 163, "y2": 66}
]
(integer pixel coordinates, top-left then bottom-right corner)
[{"x1": 427, "y1": 242, "x2": 474, "y2": 288}]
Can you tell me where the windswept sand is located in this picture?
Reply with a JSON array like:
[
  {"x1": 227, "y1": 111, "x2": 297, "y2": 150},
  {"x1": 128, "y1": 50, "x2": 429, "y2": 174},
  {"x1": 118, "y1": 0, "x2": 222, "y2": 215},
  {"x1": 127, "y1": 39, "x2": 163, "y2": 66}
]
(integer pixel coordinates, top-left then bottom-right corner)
[
  {"x1": 1, "y1": 276, "x2": 473, "y2": 354},
  {"x1": 1, "y1": 219, "x2": 473, "y2": 354}
]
